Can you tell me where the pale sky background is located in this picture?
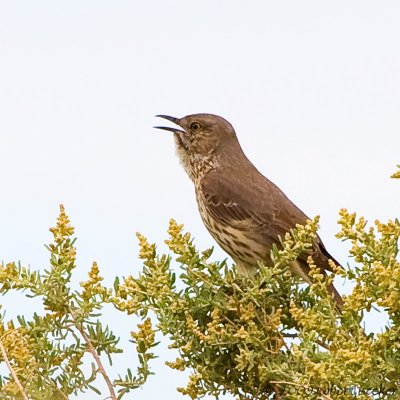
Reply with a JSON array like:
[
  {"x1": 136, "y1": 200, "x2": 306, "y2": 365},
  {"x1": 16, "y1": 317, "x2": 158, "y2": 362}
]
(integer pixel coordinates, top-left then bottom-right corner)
[{"x1": 0, "y1": 1, "x2": 399, "y2": 399}]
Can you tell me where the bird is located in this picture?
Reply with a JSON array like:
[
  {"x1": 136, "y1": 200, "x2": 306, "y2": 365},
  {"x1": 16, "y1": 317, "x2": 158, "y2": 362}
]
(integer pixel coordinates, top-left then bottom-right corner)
[{"x1": 155, "y1": 113, "x2": 343, "y2": 308}]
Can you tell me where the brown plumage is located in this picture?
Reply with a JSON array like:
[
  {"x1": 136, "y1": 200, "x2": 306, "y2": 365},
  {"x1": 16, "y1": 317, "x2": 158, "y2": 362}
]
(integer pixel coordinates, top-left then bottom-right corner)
[{"x1": 155, "y1": 113, "x2": 343, "y2": 309}]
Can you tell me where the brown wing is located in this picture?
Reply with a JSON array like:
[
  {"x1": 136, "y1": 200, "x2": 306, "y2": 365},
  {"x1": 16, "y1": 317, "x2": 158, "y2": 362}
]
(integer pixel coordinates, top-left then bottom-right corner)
[
  {"x1": 201, "y1": 170, "x2": 308, "y2": 239},
  {"x1": 200, "y1": 170, "x2": 338, "y2": 271}
]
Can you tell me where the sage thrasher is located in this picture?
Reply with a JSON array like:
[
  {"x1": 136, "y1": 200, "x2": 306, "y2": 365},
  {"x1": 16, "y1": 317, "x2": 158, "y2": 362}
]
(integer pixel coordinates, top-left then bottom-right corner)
[{"x1": 155, "y1": 113, "x2": 343, "y2": 308}]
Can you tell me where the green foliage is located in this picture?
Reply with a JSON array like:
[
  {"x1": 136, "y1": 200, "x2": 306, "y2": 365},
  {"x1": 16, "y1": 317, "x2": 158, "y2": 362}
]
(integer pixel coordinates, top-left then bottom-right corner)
[
  {"x1": 1, "y1": 167, "x2": 399, "y2": 399},
  {"x1": 112, "y1": 171, "x2": 400, "y2": 399},
  {"x1": 390, "y1": 165, "x2": 400, "y2": 179},
  {"x1": 0, "y1": 206, "x2": 156, "y2": 399}
]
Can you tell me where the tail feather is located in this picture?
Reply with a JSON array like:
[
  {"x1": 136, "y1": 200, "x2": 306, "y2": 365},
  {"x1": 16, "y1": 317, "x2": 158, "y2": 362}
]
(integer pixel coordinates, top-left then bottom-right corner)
[{"x1": 291, "y1": 259, "x2": 343, "y2": 312}]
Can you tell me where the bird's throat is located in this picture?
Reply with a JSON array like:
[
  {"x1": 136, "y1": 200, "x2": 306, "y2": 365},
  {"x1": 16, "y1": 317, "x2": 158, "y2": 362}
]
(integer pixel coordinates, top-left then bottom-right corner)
[{"x1": 173, "y1": 135, "x2": 219, "y2": 183}]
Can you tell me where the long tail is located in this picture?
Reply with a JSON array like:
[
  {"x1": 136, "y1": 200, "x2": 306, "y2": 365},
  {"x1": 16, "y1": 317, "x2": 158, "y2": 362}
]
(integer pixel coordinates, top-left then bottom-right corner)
[{"x1": 291, "y1": 259, "x2": 343, "y2": 312}]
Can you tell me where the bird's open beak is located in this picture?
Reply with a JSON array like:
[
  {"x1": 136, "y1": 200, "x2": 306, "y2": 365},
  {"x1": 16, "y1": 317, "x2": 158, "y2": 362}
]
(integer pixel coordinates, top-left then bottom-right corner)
[{"x1": 154, "y1": 115, "x2": 185, "y2": 134}]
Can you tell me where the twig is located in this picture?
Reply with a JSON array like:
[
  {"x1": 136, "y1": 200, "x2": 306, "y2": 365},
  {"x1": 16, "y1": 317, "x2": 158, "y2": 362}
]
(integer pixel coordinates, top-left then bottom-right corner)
[
  {"x1": 270, "y1": 380, "x2": 333, "y2": 400},
  {"x1": 0, "y1": 338, "x2": 29, "y2": 400},
  {"x1": 272, "y1": 383, "x2": 282, "y2": 399},
  {"x1": 71, "y1": 311, "x2": 117, "y2": 400},
  {"x1": 315, "y1": 339, "x2": 330, "y2": 350}
]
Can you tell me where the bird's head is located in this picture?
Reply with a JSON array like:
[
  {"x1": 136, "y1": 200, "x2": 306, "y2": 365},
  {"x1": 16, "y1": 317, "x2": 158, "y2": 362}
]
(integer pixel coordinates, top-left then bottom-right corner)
[
  {"x1": 155, "y1": 114, "x2": 241, "y2": 182},
  {"x1": 155, "y1": 113, "x2": 238, "y2": 154}
]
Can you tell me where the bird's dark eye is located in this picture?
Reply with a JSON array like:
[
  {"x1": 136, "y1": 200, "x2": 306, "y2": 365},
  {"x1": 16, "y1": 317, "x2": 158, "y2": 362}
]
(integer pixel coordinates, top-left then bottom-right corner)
[{"x1": 190, "y1": 122, "x2": 202, "y2": 132}]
